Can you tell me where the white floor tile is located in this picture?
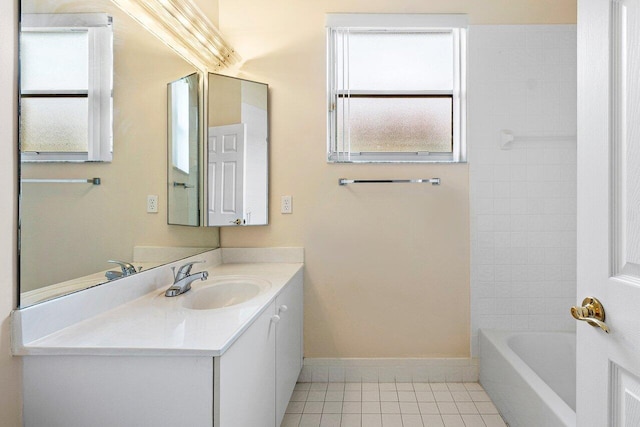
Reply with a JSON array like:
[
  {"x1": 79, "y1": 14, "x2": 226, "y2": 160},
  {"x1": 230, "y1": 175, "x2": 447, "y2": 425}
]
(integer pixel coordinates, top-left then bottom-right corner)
[
  {"x1": 362, "y1": 413, "x2": 383, "y2": 427},
  {"x1": 304, "y1": 401, "x2": 324, "y2": 414},
  {"x1": 362, "y1": 391, "x2": 380, "y2": 401},
  {"x1": 475, "y1": 402, "x2": 499, "y2": 414},
  {"x1": 327, "y1": 383, "x2": 346, "y2": 391},
  {"x1": 430, "y1": 383, "x2": 449, "y2": 391},
  {"x1": 287, "y1": 401, "x2": 305, "y2": 414},
  {"x1": 310, "y1": 383, "x2": 329, "y2": 391},
  {"x1": 402, "y1": 414, "x2": 425, "y2": 427},
  {"x1": 441, "y1": 414, "x2": 465, "y2": 427},
  {"x1": 281, "y1": 413, "x2": 302, "y2": 427},
  {"x1": 469, "y1": 391, "x2": 491, "y2": 402},
  {"x1": 437, "y1": 402, "x2": 459, "y2": 414},
  {"x1": 413, "y1": 383, "x2": 432, "y2": 392},
  {"x1": 433, "y1": 391, "x2": 454, "y2": 402},
  {"x1": 320, "y1": 413, "x2": 341, "y2": 427},
  {"x1": 463, "y1": 383, "x2": 484, "y2": 391},
  {"x1": 362, "y1": 401, "x2": 382, "y2": 414},
  {"x1": 416, "y1": 391, "x2": 436, "y2": 402},
  {"x1": 380, "y1": 401, "x2": 401, "y2": 414},
  {"x1": 396, "y1": 382, "x2": 414, "y2": 391},
  {"x1": 363, "y1": 382, "x2": 379, "y2": 391},
  {"x1": 418, "y1": 402, "x2": 439, "y2": 415},
  {"x1": 286, "y1": 381, "x2": 501, "y2": 427},
  {"x1": 481, "y1": 414, "x2": 508, "y2": 427},
  {"x1": 446, "y1": 383, "x2": 467, "y2": 392},
  {"x1": 399, "y1": 401, "x2": 420, "y2": 414},
  {"x1": 341, "y1": 401, "x2": 361, "y2": 414},
  {"x1": 340, "y1": 413, "x2": 361, "y2": 427},
  {"x1": 325, "y1": 391, "x2": 344, "y2": 402},
  {"x1": 421, "y1": 414, "x2": 445, "y2": 427},
  {"x1": 461, "y1": 414, "x2": 487, "y2": 427},
  {"x1": 343, "y1": 391, "x2": 361, "y2": 402},
  {"x1": 291, "y1": 390, "x2": 309, "y2": 401},
  {"x1": 300, "y1": 413, "x2": 322, "y2": 427},
  {"x1": 380, "y1": 391, "x2": 399, "y2": 402},
  {"x1": 455, "y1": 402, "x2": 479, "y2": 414},
  {"x1": 322, "y1": 401, "x2": 343, "y2": 414},
  {"x1": 451, "y1": 391, "x2": 472, "y2": 402},
  {"x1": 398, "y1": 391, "x2": 417, "y2": 402},
  {"x1": 308, "y1": 391, "x2": 327, "y2": 402},
  {"x1": 381, "y1": 413, "x2": 403, "y2": 427}
]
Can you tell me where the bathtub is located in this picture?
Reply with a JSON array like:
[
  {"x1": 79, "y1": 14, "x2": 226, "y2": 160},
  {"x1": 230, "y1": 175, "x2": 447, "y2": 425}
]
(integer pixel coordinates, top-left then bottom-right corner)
[{"x1": 479, "y1": 330, "x2": 576, "y2": 427}]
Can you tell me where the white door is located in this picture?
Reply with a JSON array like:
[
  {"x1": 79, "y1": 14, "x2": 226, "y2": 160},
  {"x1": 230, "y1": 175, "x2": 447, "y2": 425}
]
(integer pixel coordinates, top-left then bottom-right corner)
[
  {"x1": 208, "y1": 123, "x2": 245, "y2": 226},
  {"x1": 577, "y1": 0, "x2": 640, "y2": 425}
]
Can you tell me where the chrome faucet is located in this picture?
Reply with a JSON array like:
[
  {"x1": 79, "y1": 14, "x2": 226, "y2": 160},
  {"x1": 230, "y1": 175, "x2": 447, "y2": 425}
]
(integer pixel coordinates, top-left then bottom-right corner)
[
  {"x1": 165, "y1": 261, "x2": 209, "y2": 297},
  {"x1": 105, "y1": 260, "x2": 141, "y2": 281}
]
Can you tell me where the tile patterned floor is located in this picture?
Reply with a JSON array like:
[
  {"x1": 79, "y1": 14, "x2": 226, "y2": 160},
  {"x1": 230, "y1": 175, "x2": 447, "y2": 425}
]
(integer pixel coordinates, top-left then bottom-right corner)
[{"x1": 281, "y1": 382, "x2": 507, "y2": 427}]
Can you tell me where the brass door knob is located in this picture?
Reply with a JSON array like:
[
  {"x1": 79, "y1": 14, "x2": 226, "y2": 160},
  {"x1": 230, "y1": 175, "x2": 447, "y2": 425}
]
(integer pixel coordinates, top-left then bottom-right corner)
[{"x1": 570, "y1": 297, "x2": 609, "y2": 333}]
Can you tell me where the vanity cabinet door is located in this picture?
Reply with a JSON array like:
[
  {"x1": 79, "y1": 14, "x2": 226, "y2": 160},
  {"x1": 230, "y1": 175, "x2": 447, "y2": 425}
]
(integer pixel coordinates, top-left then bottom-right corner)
[
  {"x1": 215, "y1": 300, "x2": 277, "y2": 427},
  {"x1": 275, "y1": 273, "x2": 303, "y2": 425}
]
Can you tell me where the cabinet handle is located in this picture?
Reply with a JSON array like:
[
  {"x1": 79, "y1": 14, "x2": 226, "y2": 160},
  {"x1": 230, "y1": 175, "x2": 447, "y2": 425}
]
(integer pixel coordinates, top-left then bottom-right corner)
[
  {"x1": 271, "y1": 315, "x2": 281, "y2": 324},
  {"x1": 278, "y1": 305, "x2": 288, "y2": 314}
]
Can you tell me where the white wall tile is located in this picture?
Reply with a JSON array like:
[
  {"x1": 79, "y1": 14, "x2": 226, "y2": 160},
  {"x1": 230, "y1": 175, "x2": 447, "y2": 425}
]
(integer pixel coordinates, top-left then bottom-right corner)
[{"x1": 469, "y1": 25, "x2": 577, "y2": 356}]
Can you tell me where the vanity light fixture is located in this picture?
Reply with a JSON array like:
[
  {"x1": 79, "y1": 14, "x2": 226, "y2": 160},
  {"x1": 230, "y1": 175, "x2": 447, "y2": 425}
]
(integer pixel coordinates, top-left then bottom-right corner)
[{"x1": 110, "y1": 0, "x2": 240, "y2": 71}]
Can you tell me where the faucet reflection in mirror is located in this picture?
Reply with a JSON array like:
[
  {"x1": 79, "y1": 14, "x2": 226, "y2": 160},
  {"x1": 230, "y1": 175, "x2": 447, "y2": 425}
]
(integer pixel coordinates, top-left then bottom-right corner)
[{"x1": 111, "y1": 0, "x2": 239, "y2": 72}]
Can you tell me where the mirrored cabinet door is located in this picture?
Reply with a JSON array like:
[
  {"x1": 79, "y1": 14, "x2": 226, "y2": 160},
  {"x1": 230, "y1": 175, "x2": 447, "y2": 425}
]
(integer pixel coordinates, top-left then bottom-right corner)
[{"x1": 206, "y1": 73, "x2": 268, "y2": 227}]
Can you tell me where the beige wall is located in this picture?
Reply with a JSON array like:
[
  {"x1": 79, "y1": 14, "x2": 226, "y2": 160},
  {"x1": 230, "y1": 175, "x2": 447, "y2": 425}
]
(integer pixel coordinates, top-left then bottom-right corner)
[
  {"x1": 218, "y1": 0, "x2": 576, "y2": 357},
  {"x1": 208, "y1": 74, "x2": 241, "y2": 126},
  {"x1": 20, "y1": 0, "x2": 221, "y2": 292},
  {"x1": 0, "y1": 0, "x2": 22, "y2": 424}
]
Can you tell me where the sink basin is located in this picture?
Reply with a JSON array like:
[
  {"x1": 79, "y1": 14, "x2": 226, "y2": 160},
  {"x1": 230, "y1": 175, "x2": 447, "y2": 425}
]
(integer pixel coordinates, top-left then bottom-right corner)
[{"x1": 182, "y1": 276, "x2": 271, "y2": 310}]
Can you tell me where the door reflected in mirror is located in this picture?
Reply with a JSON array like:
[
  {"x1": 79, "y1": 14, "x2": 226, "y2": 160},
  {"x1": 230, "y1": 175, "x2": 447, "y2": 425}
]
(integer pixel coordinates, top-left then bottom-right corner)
[
  {"x1": 207, "y1": 74, "x2": 268, "y2": 226},
  {"x1": 168, "y1": 73, "x2": 200, "y2": 227}
]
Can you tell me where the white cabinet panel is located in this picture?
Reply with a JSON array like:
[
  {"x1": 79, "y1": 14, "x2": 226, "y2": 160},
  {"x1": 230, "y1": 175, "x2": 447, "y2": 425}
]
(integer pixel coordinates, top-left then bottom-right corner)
[
  {"x1": 23, "y1": 356, "x2": 213, "y2": 427},
  {"x1": 275, "y1": 273, "x2": 303, "y2": 425},
  {"x1": 216, "y1": 301, "x2": 277, "y2": 427}
]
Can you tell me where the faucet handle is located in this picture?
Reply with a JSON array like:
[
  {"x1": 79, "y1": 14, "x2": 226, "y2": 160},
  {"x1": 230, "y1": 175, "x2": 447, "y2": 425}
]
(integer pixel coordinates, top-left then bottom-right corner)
[
  {"x1": 175, "y1": 260, "x2": 206, "y2": 279},
  {"x1": 108, "y1": 260, "x2": 138, "y2": 275}
]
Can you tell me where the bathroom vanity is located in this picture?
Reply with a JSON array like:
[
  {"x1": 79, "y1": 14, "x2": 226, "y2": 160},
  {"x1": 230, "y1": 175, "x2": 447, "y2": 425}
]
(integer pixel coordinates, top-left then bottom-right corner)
[{"x1": 12, "y1": 248, "x2": 303, "y2": 427}]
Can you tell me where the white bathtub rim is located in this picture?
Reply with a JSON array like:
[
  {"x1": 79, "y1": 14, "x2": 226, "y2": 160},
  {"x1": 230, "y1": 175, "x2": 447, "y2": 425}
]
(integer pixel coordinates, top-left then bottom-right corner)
[{"x1": 479, "y1": 329, "x2": 576, "y2": 427}]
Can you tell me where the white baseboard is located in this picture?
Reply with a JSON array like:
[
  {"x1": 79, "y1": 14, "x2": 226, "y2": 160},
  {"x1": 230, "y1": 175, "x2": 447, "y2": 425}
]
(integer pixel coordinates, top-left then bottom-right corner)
[{"x1": 298, "y1": 358, "x2": 478, "y2": 383}]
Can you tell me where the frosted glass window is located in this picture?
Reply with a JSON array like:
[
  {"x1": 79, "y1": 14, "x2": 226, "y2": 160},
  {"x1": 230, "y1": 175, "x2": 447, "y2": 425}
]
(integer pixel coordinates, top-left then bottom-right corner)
[
  {"x1": 21, "y1": 98, "x2": 88, "y2": 152},
  {"x1": 337, "y1": 97, "x2": 452, "y2": 153},
  {"x1": 327, "y1": 14, "x2": 467, "y2": 163},
  {"x1": 171, "y1": 80, "x2": 190, "y2": 173},
  {"x1": 21, "y1": 31, "x2": 89, "y2": 92},
  {"x1": 339, "y1": 32, "x2": 453, "y2": 91},
  {"x1": 20, "y1": 13, "x2": 113, "y2": 162}
]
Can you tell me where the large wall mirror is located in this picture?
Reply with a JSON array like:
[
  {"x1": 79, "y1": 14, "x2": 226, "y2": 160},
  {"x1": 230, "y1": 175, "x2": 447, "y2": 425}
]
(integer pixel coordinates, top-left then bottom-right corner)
[
  {"x1": 19, "y1": 0, "x2": 220, "y2": 307},
  {"x1": 207, "y1": 74, "x2": 268, "y2": 227}
]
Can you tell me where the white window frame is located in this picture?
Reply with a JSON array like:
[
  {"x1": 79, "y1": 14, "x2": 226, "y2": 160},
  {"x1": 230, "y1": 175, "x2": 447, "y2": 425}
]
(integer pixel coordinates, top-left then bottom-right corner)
[
  {"x1": 326, "y1": 14, "x2": 467, "y2": 163},
  {"x1": 20, "y1": 13, "x2": 113, "y2": 162}
]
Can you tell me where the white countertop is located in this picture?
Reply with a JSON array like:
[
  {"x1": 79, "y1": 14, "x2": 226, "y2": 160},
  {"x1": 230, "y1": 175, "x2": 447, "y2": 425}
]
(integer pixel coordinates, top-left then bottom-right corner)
[{"x1": 14, "y1": 257, "x2": 303, "y2": 357}]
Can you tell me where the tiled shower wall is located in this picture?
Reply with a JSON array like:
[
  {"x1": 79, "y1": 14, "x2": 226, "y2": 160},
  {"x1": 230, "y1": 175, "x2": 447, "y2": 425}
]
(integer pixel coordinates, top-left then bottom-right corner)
[{"x1": 468, "y1": 26, "x2": 577, "y2": 355}]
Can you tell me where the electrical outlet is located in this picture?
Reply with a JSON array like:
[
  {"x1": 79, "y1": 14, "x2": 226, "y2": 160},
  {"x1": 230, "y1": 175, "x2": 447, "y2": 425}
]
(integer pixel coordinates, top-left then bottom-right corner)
[
  {"x1": 147, "y1": 195, "x2": 159, "y2": 213},
  {"x1": 281, "y1": 195, "x2": 292, "y2": 214}
]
